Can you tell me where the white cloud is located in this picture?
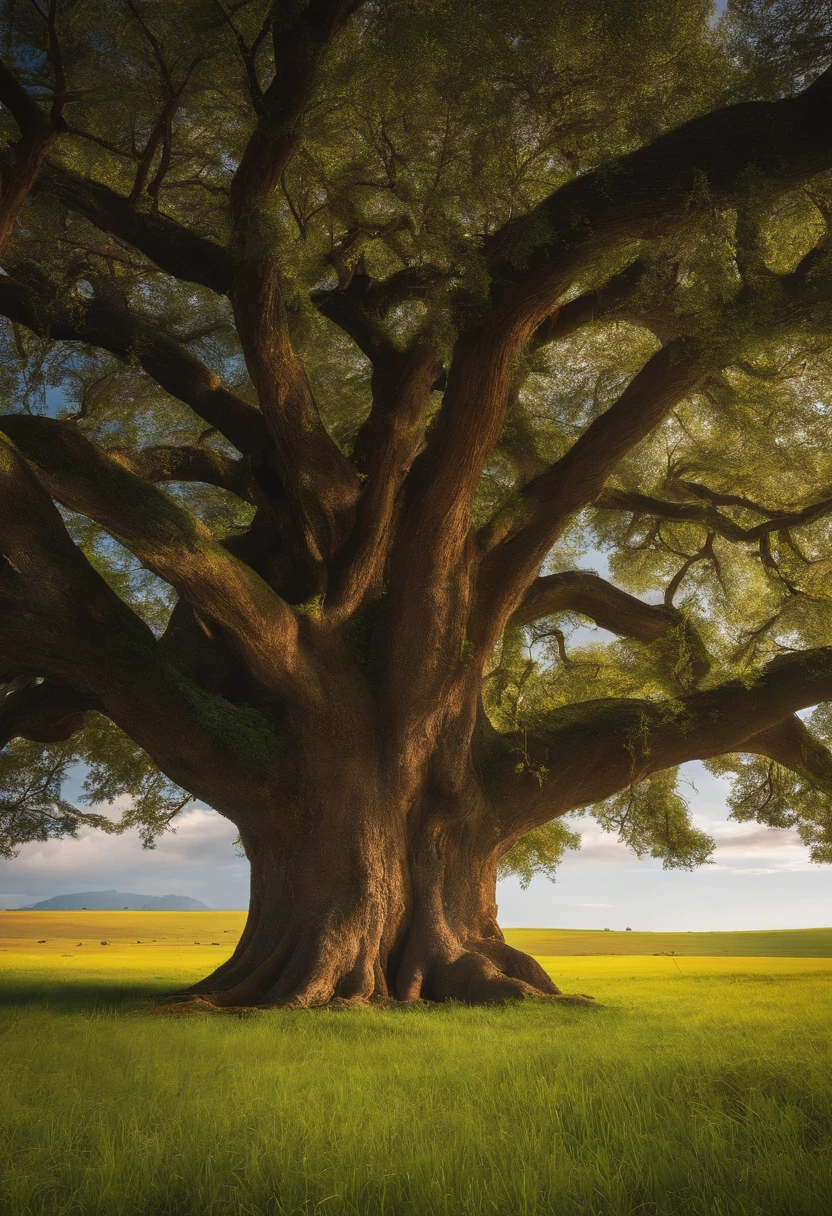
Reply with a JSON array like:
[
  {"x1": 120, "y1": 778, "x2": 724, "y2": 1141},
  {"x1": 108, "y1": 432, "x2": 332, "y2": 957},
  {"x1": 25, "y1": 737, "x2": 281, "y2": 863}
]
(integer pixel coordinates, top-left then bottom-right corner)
[
  {"x1": 0, "y1": 807, "x2": 249, "y2": 908},
  {"x1": 710, "y1": 866, "x2": 780, "y2": 876}
]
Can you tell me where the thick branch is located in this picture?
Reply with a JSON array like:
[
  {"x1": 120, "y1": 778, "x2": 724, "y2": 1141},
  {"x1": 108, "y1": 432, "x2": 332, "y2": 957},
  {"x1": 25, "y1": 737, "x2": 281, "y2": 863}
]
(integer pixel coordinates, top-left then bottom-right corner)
[
  {"x1": 487, "y1": 65, "x2": 832, "y2": 322},
  {"x1": 511, "y1": 569, "x2": 710, "y2": 686},
  {"x1": 36, "y1": 160, "x2": 233, "y2": 292},
  {"x1": 496, "y1": 647, "x2": 832, "y2": 833},
  {"x1": 474, "y1": 337, "x2": 707, "y2": 653},
  {"x1": 0, "y1": 59, "x2": 65, "y2": 256},
  {"x1": 312, "y1": 266, "x2": 451, "y2": 362},
  {"x1": 0, "y1": 679, "x2": 92, "y2": 746},
  {"x1": 0, "y1": 60, "x2": 49, "y2": 136},
  {"x1": 312, "y1": 279, "x2": 401, "y2": 365},
  {"x1": 528, "y1": 258, "x2": 677, "y2": 349},
  {"x1": 228, "y1": 1, "x2": 367, "y2": 581},
  {"x1": 473, "y1": 240, "x2": 832, "y2": 657},
  {"x1": 230, "y1": 0, "x2": 365, "y2": 211},
  {"x1": 0, "y1": 431, "x2": 280, "y2": 822},
  {"x1": 743, "y1": 713, "x2": 832, "y2": 793},
  {"x1": 401, "y1": 65, "x2": 832, "y2": 585},
  {"x1": 0, "y1": 275, "x2": 268, "y2": 454},
  {"x1": 0, "y1": 416, "x2": 307, "y2": 698},
  {"x1": 109, "y1": 443, "x2": 253, "y2": 501},
  {"x1": 326, "y1": 341, "x2": 440, "y2": 619}
]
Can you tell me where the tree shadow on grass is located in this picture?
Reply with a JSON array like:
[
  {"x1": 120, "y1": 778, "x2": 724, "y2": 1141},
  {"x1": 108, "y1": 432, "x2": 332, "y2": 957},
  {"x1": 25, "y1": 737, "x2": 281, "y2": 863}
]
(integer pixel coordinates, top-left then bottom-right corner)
[{"x1": 0, "y1": 978, "x2": 176, "y2": 1015}]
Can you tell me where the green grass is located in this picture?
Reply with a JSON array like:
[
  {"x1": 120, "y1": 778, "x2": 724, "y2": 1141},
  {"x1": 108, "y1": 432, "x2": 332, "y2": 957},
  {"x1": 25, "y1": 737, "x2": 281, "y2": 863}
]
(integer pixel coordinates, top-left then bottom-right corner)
[{"x1": 1, "y1": 947, "x2": 831, "y2": 1215}]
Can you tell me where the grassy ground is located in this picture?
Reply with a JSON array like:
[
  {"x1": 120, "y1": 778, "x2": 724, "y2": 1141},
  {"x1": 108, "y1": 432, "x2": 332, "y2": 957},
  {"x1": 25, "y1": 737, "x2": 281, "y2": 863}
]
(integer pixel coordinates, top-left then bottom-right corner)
[{"x1": 1, "y1": 914, "x2": 831, "y2": 1216}]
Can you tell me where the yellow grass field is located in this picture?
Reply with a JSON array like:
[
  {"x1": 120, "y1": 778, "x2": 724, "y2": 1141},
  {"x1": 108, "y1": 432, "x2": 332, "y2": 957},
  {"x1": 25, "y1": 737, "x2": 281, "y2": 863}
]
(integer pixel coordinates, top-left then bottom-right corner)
[
  {"x1": 2, "y1": 910, "x2": 832, "y2": 1001},
  {"x1": 2, "y1": 911, "x2": 831, "y2": 983}
]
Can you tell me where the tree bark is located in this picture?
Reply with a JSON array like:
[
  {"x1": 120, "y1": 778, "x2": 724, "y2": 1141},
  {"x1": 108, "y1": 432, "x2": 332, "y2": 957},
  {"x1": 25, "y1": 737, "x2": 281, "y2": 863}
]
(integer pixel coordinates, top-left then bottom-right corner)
[{"x1": 183, "y1": 729, "x2": 564, "y2": 1009}]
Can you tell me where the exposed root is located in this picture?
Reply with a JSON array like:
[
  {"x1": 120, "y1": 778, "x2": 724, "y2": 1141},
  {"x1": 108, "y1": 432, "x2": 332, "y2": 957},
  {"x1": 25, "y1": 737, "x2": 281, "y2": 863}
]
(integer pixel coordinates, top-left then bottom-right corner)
[
  {"x1": 155, "y1": 986, "x2": 599, "y2": 1015},
  {"x1": 160, "y1": 937, "x2": 599, "y2": 1013},
  {"x1": 155, "y1": 994, "x2": 267, "y2": 1017}
]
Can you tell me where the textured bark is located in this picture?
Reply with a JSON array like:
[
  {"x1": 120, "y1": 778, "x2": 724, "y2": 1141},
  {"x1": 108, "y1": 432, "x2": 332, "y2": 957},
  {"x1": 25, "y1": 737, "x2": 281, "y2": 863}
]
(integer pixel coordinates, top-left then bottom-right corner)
[{"x1": 186, "y1": 755, "x2": 564, "y2": 1009}]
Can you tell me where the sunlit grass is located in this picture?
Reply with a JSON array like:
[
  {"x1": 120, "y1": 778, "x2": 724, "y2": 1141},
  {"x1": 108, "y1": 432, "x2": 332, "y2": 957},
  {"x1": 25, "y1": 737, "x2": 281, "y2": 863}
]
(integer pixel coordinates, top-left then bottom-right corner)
[{"x1": 1, "y1": 914, "x2": 831, "y2": 1215}]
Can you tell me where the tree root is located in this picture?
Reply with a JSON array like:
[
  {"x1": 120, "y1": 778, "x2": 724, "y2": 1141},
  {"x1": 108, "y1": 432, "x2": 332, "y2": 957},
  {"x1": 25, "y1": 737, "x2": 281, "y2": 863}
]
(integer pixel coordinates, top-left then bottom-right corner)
[
  {"x1": 155, "y1": 988, "x2": 598, "y2": 1015},
  {"x1": 157, "y1": 943, "x2": 598, "y2": 1014}
]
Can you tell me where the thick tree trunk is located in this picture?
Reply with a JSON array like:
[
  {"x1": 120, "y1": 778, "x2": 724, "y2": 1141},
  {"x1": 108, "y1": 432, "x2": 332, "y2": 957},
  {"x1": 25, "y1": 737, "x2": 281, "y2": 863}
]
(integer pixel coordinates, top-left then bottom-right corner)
[{"x1": 183, "y1": 768, "x2": 563, "y2": 1009}]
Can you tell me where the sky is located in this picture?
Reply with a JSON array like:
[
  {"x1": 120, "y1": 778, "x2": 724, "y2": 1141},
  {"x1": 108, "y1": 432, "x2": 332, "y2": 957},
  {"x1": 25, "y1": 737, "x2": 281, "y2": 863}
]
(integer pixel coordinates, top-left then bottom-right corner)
[{"x1": 2, "y1": 760, "x2": 830, "y2": 929}]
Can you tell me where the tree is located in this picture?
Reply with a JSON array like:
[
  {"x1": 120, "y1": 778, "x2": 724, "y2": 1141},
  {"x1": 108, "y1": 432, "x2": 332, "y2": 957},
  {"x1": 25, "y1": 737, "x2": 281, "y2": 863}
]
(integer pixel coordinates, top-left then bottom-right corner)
[{"x1": 1, "y1": 0, "x2": 832, "y2": 1008}]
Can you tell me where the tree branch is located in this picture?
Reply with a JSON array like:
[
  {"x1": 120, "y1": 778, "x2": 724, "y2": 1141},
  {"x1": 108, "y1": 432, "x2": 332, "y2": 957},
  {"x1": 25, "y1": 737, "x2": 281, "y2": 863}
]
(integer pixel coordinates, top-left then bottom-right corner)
[
  {"x1": 594, "y1": 486, "x2": 832, "y2": 544},
  {"x1": 473, "y1": 336, "x2": 708, "y2": 654},
  {"x1": 743, "y1": 713, "x2": 832, "y2": 793},
  {"x1": 0, "y1": 59, "x2": 48, "y2": 136},
  {"x1": 212, "y1": 0, "x2": 267, "y2": 113},
  {"x1": 312, "y1": 266, "x2": 451, "y2": 362},
  {"x1": 0, "y1": 57, "x2": 66, "y2": 256},
  {"x1": 0, "y1": 274, "x2": 268, "y2": 454},
  {"x1": 496, "y1": 647, "x2": 832, "y2": 833},
  {"x1": 398, "y1": 64, "x2": 832, "y2": 589},
  {"x1": 0, "y1": 430, "x2": 282, "y2": 823},
  {"x1": 35, "y1": 160, "x2": 234, "y2": 292},
  {"x1": 108, "y1": 443, "x2": 253, "y2": 501},
  {"x1": 0, "y1": 416, "x2": 307, "y2": 698},
  {"x1": 228, "y1": 0, "x2": 367, "y2": 583},
  {"x1": 231, "y1": 0, "x2": 365, "y2": 210},
  {"x1": 0, "y1": 678, "x2": 93, "y2": 746},
  {"x1": 473, "y1": 238, "x2": 832, "y2": 658},
  {"x1": 486, "y1": 64, "x2": 832, "y2": 324},
  {"x1": 510, "y1": 569, "x2": 710, "y2": 686},
  {"x1": 326, "y1": 341, "x2": 440, "y2": 620},
  {"x1": 528, "y1": 257, "x2": 678, "y2": 350}
]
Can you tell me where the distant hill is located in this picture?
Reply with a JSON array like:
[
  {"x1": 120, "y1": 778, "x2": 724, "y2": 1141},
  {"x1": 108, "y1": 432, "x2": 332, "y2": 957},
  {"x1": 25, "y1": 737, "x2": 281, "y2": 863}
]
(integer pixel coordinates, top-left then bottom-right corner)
[{"x1": 24, "y1": 890, "x2": 211, "y2": 911}]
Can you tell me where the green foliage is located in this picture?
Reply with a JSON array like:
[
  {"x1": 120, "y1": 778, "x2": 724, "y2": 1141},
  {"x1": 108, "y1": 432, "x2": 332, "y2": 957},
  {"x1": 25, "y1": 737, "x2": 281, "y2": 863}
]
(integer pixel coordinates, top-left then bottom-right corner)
[
  {"x1": 77, "y1": 716, "x2": 193, "y2": 848},
  {"x1": 706, "y1": 748, "x2": 832, "y2": 864},
  {"x1": 593, "y1": 768, "x2": 716, "y2": 870},
  {"x1": 0, "y1": 715, "x2": 193, "y2": 855},
  {"x1": 498, "y1": 819, "x2": 581, "y2": 888},
  {"x1": 726, "y1": 0, "x2": 832, "y2": 98},
  {"x1": 0, "y1": 738, "x2": 115, "y2": 859}
]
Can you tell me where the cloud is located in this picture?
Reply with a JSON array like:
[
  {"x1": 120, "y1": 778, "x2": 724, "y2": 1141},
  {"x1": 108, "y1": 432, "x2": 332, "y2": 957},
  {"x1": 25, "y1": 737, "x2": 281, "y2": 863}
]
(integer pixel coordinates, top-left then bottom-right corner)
[
  {"x1": 710, "y1": 823, "x2": 803, "y2": 851},
  {"x1": 710, "y1": 866, "x2": 780, "y2": 876},
  {"x1": 556, "y1": 795, "x2": 814, "y2": 875},
  {"x1": 0, "y1": 807, "x2": 250, "y2": 909}
]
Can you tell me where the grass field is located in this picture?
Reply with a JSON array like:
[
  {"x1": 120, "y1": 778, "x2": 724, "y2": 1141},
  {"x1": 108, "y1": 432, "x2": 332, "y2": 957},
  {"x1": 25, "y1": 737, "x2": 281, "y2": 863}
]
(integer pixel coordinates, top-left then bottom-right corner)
[{"x1": 1, "y1": 913, "x2": 831, "y2": 1216}]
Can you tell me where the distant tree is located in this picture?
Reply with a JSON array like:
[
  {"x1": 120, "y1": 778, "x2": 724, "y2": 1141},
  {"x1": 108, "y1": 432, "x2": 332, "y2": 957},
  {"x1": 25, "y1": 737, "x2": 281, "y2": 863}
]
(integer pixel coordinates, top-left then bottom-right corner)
[{"x1": 1, "y1": 0, "x2": 832, "y2": 1007}]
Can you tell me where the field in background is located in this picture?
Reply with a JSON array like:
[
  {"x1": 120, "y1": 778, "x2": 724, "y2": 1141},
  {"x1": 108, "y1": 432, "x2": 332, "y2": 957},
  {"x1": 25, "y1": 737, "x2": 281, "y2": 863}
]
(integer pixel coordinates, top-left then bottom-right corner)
[
  {"x1": 1, "y1": 914, "x2": 831, "y2": 1215},
  {"x1": 3, "y1": 910, "x2": 832, "y2": 966},
  {"x1": 506, "y1": 925, "x2": 832, "y2": 957}
]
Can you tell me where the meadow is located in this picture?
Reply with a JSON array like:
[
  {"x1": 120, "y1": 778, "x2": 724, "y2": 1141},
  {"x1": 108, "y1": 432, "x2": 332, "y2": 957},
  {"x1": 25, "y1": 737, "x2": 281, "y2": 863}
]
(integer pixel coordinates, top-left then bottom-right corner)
[{"x1": 1, "y1": 914, "x2": 831, "y2": 1216}]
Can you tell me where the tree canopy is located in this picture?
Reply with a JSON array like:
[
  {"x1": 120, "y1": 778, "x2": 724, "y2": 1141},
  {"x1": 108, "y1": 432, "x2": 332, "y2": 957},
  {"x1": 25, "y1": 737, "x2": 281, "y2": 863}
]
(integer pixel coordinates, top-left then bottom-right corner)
[{"x1": 2, "y1": 0, "x2": 832, "y2": 902}]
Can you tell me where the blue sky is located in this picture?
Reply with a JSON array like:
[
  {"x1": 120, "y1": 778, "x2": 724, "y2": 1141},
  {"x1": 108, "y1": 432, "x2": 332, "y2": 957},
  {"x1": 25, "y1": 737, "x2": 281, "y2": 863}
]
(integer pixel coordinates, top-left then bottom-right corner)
[{"x1": 2, "y1": 760, "x2": 830, "y2": 928}]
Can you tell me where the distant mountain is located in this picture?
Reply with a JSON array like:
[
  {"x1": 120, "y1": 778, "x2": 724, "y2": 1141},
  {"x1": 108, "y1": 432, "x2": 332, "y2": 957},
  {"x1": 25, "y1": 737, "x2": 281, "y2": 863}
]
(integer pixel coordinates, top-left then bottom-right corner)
[{"x1": 24, "y1": 890, "x2": 211, "y2": 911}]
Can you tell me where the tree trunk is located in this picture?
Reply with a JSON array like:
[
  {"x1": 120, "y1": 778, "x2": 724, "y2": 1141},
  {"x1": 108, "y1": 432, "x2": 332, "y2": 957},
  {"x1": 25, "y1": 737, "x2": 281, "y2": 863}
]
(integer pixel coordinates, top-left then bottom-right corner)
[{"x1": 183, "y1": 758, "x2": 563, "y2": 1009}]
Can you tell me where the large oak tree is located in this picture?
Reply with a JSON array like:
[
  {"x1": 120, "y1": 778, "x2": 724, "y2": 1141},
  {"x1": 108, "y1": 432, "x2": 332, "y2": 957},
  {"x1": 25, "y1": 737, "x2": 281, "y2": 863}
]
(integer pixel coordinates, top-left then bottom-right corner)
[{"x1": 2, "y1": 0, "x2": 832, "y2": 1007}]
